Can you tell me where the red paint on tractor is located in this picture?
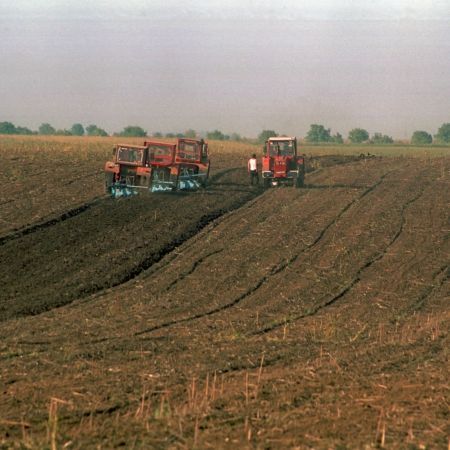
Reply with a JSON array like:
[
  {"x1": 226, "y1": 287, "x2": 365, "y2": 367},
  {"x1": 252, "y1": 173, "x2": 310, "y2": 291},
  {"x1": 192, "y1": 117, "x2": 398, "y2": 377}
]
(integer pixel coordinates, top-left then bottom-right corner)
[{"x1": 261, "y1": 137, "x2": 305, "y2": 188}]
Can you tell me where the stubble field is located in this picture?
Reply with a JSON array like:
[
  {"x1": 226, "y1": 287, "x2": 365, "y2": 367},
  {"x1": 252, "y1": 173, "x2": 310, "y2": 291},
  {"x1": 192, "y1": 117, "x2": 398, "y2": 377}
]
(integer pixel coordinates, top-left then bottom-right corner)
[{"x1": 0, "y1": 136, "x2": 448, "y2": 449}]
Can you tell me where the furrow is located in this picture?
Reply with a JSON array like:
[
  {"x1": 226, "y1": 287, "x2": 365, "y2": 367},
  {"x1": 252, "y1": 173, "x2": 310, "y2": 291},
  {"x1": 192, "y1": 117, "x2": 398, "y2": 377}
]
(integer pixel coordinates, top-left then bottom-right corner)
[
  {"x1": 252, "y1": 188, "x2": 426, "y2": 335},
  {"x1": 410, "y1": 264, "x2": 449, "y2": 311},
  {"x1": 162, "y1": 249, "x2": 224, "y2": 292},
  {"x1": 0, "y1": 167, "x2": 243, "y2": 247},
  {"x1": 0, "y1": 196, "x2": 105, "y2": 246},
  {"x1": 132, "y1": 171, "x2": 392, "y2": 337}
]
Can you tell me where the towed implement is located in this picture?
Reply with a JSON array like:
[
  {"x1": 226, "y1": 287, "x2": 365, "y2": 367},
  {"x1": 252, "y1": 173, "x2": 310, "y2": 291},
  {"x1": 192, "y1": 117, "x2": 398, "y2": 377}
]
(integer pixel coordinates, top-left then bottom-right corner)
[
  {"x1": 104, "y1": 138, "x2": 210, "y2": 197},
  {"x1": 261, "y1": 137, "x2": 305, "y2": 188}
]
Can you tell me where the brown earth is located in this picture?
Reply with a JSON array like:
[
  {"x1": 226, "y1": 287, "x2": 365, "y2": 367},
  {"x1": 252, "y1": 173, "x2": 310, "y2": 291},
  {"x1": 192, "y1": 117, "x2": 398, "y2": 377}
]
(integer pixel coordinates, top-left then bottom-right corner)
[{"x1": 0, "y1": 144, "x2": 448, "y2": 449}]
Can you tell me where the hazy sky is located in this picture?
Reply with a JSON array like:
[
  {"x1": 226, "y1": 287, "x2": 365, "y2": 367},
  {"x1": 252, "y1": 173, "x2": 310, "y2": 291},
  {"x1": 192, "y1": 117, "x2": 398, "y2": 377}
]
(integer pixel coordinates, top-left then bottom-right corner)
[{"x1": 1, "y1": 0, "x2": 449, "y2": 138}]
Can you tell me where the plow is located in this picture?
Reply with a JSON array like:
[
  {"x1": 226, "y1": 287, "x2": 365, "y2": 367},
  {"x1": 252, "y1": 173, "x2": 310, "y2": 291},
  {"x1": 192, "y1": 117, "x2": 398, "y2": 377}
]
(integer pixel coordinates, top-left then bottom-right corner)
[{"x1": 105, "y1": 138, "x2": 210, "y2": 198}]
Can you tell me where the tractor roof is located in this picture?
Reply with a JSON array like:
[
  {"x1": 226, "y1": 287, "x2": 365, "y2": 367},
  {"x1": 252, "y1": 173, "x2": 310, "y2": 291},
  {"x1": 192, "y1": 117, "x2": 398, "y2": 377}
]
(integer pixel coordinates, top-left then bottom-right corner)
[
  {"x1": 116, "y1": 144, "x2": 148, "y2": 149},
  {"x1": 268, "y1": 137, "x2": 296, "y2": 141},
  {"x1": 143, "y1": 140, "x2": 175, "y2": 147}
]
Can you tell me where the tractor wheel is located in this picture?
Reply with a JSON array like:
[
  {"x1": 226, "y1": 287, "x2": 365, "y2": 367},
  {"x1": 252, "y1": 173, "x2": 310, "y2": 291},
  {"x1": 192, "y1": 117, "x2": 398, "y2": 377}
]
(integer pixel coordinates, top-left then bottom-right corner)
[
  {"x1": 172, "y1": 167, "x2": 180, "y2": 192},
  {"x1": 105, "y1": 172, "x2": 114, "y2": 194},
  {"x1": 201, "y1": 161, "x2": 211, "y2": 188},
  {"x1": 295, "y1": 173, "x2": 305, "y2": 188},
  {"x1": 263, "y1": 178, "x2": 271, "y2": 189}
]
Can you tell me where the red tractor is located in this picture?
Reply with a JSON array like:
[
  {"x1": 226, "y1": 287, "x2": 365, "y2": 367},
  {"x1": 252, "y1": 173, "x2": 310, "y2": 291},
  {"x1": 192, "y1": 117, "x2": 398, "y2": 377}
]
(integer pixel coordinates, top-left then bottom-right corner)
[
  {"x1": 104, "y1": 138, "x2": 210, "y2": 197},
  {"x1": 261, "y1": 136, "x2": 305, "y2": 188}
]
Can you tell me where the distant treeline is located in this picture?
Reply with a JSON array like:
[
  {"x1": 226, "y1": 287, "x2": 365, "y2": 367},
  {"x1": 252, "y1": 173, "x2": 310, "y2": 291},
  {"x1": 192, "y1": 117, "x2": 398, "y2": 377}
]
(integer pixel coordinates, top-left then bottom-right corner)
[
  {"x1": 257, "y1": 124, "x2": 450, "y2": 145},
  {"x1": 0, "y1": 122, "x2": 109, "y2": 137},
  {"x1": 0, "y1": 121, "x2": 449, "y2": 145},
  {"x1": 291, "y1": 123, "x2": 449, "y2": 145},
  {"x1": 0, "y1": 122, "x2": 239, "y2": 140}
]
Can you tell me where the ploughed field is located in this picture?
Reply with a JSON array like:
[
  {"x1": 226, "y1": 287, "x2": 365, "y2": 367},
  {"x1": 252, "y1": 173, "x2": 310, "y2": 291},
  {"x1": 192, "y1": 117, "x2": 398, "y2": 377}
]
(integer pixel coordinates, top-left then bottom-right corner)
[{"x1": 0, "y1": 137, "x2": 449, "y2": 449}]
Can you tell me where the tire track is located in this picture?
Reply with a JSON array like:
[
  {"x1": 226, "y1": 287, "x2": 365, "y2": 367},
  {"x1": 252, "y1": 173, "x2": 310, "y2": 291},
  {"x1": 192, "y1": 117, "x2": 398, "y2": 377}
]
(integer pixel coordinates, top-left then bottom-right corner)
[
  {"x1": 88, "y1": 174, "x2": 265, "y2": 294},
  {"x1": 0, "y1": 167, "x2": 266, "y2": 322},
  {"x1": 410, "y1": 264, "x2": 449, "y2": 312},
  {"x1": 0, "y1": 196, "x2": 106, "y2": 246},
  {"x1": 132, "y1": 170, "x2": 394, "y2": 337},
  {"x1": 1, "y1": 160, "x2": 390, "y2": 329},
  {"x1": 7, "y1": 165, "x2": 423, "y2": 349},
  {"x1": 162, "y1": 249, "x2": 224, "y2": 292},
  {"x1": 251, "y1": 187, "x2": 426, "y2": 336},
  {"x1": 102, "y1": 187, "x2": 265, "y2": 292},
  {"x1": 0, "y1": 168, "x2": 246, "y2": 247},
  {"x1": 0, "y1": 159, "x2": 367, "y2": 321},
  {"x1": 133, "y1": 261, "x2": 281, "y2": 337}
]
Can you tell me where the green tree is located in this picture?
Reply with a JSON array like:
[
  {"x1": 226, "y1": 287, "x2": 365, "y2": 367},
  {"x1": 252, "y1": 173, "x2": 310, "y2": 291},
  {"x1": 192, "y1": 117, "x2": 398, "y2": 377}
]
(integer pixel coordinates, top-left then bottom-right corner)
[
  {"x1": 348, "y1": 128, "x2": 369, "y2": 143},
  {"x1": 0, "y1": 121, "x2": 17, "y2": 134},
  {"x1": 118, "y1": 126, "x2": 147, "y2": 137},
  {"x1": 15, "y1": 126, "x2": 34, "y2": 135},
  {"x1": 38, "y1": 123, "x2": 56, "y2": 135},
  {"x1": 330, "y1": 132, "x2": 343, "y2": 144},
  {"x1": 165, "y1": 132, "x2": 175, "y2": 138},
  {"x1": 435, "y1": 123, "x2": 450, "y2": 143},
  {"x1": 152, "y1": 131, "x2": 163, "y2": 138},
  {"x1": 371, "y1": 132, "x2": 394, "y2": 144},
  {"x1": 0, "y1": 122, "x2": 35, "y2": 135},
  {"x1": 230, "y1": 132, "x2": 241, "y2": 141},
  {"x1": 184, "y1": 129, "x2": 197, "y2": 138},
  {"x1": 55, "y1": 129, "x2": 72, "y2": 136},
  {"x1": 70, "y1": 123, "x2": 85, "y2": 136},
  {"x1": 86, "y1": 124, "x2": 97, "y2": 135},
  {"x1": 411, "y1": 130, "x2": 432, "y2": 145},
  {"x1": 258, "y1": 130, "x2": 278, "y2": 143},
  {"x1": 86, "y1": 124, "x2": 108, "y2": 136},
  {"x1": 96, "y1": 128, "x2": 108, "y2": 137},
  {"x1": 207, "y1": 129, "x2": 228, "y2": 140},
  {"x1": 306, "y1": 124, "x2": 331, "y2": 143}
]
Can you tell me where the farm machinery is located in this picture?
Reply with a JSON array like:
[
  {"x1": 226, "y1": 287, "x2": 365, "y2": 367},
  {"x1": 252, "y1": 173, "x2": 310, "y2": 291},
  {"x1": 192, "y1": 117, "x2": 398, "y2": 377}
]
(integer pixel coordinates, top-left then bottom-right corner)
[
  {"x1": 104, "y1": 138, "x2": 210, "y2": 197},
  {"x1": 261, "y1": 137, "x2": 305, "y2": 188}
]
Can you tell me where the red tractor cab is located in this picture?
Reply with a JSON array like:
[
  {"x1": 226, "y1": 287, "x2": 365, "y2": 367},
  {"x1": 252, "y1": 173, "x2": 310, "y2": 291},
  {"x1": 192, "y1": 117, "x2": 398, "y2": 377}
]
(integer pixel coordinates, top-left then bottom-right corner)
[
  {"x1": 104, "y1": 144, "x2": 150, "y2": 196},
  {"x1": 261, "y1": 137, "x2": 305, "y2": 188},
  {"x1": 104, "y1": 138, "x2": 210, "y2": 197},
  {"x1": 144, "y1": 138, "x2": 210, "y2": 191}
]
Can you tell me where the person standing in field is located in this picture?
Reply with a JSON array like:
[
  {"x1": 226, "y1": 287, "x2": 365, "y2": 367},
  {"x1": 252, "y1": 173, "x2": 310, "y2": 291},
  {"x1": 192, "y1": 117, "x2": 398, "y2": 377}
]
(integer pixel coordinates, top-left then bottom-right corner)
[{"x1": 248, "y1": 153, "x2": 259, "y2": 185}]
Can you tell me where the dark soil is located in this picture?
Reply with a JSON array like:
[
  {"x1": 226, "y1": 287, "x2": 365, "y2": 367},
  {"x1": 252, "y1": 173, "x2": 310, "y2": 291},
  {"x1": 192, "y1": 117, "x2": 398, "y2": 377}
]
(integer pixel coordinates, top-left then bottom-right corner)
[
  {"x1": 0, "y1": 150, "x2": 448, "y2": 449},
  {"x1": 0, "y1": 167, "x2": 263, "y2": 321}
]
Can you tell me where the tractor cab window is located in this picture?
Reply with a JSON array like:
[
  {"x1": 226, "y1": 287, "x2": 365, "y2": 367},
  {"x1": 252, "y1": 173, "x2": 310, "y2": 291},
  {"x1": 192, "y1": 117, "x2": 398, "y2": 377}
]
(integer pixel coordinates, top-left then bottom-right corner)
[
  {"x1": 178, "y1": 141, "x2": 200, "y2": 161},
  {"x1": 148, "y1": 144, "x2": 172, "y2": 162},
  {"x1": 117, "y1": 147, "x2": 144, "y2": 163},
  {"x1": 268, "y1": 141, "x2": 295, "y2": 157}
]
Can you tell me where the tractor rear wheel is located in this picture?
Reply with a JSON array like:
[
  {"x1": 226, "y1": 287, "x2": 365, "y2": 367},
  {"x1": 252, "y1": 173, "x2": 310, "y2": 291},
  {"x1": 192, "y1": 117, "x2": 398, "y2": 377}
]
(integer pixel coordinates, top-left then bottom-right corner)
[
  {"x1": 172, "y1": 167, "x2": 180, "y2": 192},
  {"x1": 295, "y1": 172, "x2": 305, "y2": 188},
  {"x1": 263, "y1": 178, "x2": 271, "y2": 189},
  {"x1": 201, "y1": 161, "x2": 211, "y2": 188},
  {"x1": 105, "y1": 172, "x2": 114, "y2": 194}
]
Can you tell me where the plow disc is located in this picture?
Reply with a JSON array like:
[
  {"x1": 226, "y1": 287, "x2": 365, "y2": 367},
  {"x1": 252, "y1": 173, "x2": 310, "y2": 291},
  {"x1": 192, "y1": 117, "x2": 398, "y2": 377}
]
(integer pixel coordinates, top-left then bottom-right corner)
[
  {"x1": 108, "y1": 171, "x2": 208, "y2": 197},
  {"x1": 177, "y1": 167, "x2": 207, "y2": 190},
  {"x1": 108, "y1": 183, "x2": 139, "y2": 198},
  {"x1": 150, "y1": 166, "x2": 207, "y2": 192},
  {"x1": 150, "y1": 177, "x2": 205, "y2": 192}
]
